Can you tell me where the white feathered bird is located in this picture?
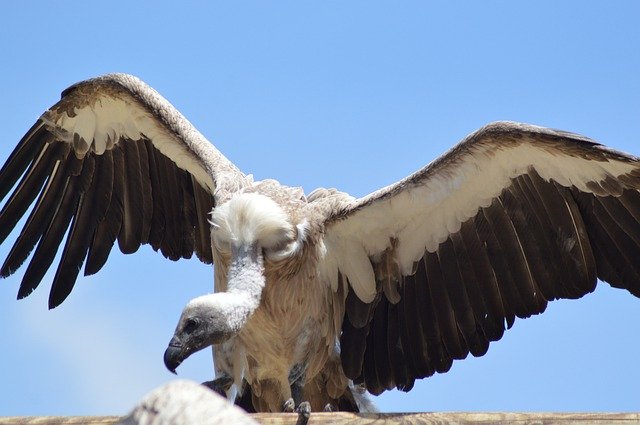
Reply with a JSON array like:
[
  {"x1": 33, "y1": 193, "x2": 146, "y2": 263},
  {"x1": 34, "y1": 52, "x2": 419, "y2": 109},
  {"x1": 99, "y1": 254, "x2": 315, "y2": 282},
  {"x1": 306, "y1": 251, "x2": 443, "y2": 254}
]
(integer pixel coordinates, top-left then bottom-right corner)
[{"x1": 2, "y1": 74, "x2": 640, "y2": 412}]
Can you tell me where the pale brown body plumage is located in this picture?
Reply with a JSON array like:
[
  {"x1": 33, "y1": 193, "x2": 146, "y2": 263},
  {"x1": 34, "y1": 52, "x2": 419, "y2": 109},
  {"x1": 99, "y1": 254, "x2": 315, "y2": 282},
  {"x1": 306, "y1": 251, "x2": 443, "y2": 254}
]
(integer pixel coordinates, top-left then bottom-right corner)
[{"x1": 211, "y1": 183, "x2": 353, "y2": 411}]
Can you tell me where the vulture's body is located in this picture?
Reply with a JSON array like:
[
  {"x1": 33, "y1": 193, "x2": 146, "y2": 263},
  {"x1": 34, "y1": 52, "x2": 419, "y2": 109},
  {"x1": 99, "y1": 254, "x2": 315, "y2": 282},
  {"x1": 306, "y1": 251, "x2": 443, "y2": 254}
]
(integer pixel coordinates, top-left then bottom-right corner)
[{"x1": 2, "y1": 74, "x2": 640, "y2": 412}]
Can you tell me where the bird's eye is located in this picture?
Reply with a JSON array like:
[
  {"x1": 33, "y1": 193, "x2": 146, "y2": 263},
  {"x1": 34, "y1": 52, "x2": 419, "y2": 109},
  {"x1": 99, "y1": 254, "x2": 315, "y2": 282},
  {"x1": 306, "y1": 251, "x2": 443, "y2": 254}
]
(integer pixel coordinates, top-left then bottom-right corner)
[{"x1": 184, "y1": 318, "x2": 199, "y2": 334}]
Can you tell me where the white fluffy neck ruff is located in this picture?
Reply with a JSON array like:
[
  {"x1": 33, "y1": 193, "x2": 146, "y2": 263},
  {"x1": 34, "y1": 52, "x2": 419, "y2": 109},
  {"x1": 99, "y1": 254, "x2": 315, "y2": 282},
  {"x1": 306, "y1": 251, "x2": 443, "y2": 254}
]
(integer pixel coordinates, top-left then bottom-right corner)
[{"x1": 210, "y1": 193, "x2": 294, "y2": 248}]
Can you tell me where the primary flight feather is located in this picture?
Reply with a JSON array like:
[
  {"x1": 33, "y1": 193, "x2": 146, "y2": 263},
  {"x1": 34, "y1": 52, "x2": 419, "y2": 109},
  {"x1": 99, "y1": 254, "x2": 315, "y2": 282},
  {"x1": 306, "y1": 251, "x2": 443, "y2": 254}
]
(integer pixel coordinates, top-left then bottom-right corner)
[{"x1": 2, "y1": 73, "x2": 640, "y2": 412}]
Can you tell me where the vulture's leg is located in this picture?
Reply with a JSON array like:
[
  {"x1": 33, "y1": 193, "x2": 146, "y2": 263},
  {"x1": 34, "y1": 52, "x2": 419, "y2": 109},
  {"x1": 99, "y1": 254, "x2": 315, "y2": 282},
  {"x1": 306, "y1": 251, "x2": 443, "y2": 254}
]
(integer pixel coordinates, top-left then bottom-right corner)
[
  {"x1": 201, "y1": 373, "x2": 233, "y2": 397},
  {"x1": 283, "y1": 364, "x2": 311, "y2": 424}
]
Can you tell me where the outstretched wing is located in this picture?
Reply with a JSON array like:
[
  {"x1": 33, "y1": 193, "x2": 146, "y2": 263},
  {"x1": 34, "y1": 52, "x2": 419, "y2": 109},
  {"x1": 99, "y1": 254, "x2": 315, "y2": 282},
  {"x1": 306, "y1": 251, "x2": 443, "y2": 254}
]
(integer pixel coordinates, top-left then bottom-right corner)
[
  {"x1": 320, "y1": 121, "x2": 640, "y2": 394},
  {"x1": 0, "y1": 74, "x2": 248, "y2": 308}
]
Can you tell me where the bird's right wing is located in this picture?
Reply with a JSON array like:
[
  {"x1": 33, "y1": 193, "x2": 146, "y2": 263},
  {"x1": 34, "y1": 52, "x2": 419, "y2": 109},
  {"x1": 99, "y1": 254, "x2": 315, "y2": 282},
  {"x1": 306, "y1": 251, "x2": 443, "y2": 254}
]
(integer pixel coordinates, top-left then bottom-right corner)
[
  {"x1": 0, "y1": 74, "x2": 248, "y2": 308},
  {"x1": 316, "y1": 121, "x2": 640, "y2": 394}
]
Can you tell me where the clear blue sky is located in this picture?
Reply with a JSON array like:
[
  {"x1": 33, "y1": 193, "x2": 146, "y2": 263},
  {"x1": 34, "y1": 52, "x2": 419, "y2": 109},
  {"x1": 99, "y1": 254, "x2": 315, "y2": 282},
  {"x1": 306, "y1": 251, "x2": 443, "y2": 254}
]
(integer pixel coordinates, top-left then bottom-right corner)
[{"x1": 1, "y1": 1, "x2": 640, "y2": 416}]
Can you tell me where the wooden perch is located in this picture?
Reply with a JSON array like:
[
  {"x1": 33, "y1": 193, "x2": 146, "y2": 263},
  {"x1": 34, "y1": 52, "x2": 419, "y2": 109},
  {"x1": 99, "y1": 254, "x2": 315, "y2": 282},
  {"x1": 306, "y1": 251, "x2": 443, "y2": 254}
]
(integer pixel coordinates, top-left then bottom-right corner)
[{"x1": 2, "y1": 413, "x2": 640, "y2": 425}]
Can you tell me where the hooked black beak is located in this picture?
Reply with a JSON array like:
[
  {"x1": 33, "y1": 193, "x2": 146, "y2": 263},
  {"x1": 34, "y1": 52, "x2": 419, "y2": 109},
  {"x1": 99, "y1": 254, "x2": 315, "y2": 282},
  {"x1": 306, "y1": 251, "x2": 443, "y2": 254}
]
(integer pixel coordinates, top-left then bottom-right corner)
[{"x1": 163, "y1": 336, "x2": 183, "y2": 374}]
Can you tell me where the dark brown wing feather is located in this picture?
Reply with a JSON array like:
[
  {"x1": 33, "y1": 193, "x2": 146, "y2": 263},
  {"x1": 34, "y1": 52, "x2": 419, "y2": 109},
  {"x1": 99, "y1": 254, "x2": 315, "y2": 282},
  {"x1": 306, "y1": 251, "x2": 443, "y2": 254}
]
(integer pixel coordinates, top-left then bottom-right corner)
[
  {"x1": 1, "y1": 145, "x2": 73, "y2": 280},
  {"x1": 85, "y1": 146, "x2": 126, "y2": 277},
  {"x1": 192, "y1": 175, "x2": 215, "y2": 263},
  {"x1": 48, "y1": 155, "x2": 96, "y2": 307},
  {"x1": 118, "y1": 138, "x2": 145, "y2": 254}
]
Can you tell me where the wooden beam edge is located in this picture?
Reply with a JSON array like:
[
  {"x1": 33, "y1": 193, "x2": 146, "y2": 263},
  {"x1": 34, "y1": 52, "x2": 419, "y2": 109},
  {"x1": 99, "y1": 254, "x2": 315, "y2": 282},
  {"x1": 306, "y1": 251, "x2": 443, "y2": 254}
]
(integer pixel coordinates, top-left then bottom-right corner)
[{"x1": 1, "y1": 412, "x2": 639, "y2": 424}]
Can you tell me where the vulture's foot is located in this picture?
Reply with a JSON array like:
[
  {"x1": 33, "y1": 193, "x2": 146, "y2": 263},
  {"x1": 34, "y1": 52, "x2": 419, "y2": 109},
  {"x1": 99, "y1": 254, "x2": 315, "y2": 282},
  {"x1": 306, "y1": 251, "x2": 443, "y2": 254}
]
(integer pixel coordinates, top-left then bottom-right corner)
[
  {"x1": 201, "y1": 374, "x2": 233, "y2": 397},
  {"x1": 282, "y1": 398, "x2": 311, "y2": 425},
  {"x1": 294, "y1": 401, "x2": 311, "y2": 425}
]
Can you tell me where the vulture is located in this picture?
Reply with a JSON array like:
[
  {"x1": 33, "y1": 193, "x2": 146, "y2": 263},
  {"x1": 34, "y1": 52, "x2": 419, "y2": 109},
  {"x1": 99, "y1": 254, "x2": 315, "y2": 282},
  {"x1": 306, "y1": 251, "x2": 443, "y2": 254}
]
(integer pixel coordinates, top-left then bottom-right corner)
[{"x1": 2, "y1": 73, "x2": 640, "y2": 413}]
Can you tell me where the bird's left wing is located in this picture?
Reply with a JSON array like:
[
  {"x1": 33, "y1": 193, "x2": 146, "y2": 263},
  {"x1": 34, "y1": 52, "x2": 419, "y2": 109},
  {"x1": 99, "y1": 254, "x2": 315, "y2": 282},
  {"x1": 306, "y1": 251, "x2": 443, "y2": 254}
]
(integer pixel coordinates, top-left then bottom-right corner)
[
  {"x1": 318, "y1": 121, "x2": 640, "y2": 395},
  {"x1": 0, "y1": 74, "x2": 248, "y2": 308}
]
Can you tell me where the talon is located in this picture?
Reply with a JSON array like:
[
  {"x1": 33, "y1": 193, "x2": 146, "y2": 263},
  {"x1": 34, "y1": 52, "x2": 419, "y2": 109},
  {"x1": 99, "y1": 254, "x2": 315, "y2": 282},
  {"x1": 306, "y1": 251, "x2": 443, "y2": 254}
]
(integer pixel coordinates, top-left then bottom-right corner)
[
  {"x1": 283, "y1": 397, "x2": 296, "y2": 413},
  {"x1": 323, "y1": 403, "x2": 335, "y2": 412}
]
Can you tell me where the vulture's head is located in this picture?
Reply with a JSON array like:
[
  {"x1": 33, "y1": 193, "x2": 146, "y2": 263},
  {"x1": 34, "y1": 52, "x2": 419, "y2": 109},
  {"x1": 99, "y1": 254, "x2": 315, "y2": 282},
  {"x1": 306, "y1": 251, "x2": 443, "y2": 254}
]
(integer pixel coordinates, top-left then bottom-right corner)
[
  {"x1": 164, "y1": 293, "x2": 242, "y2": 373},
  {"x1": 164, "y1": 192, "x2": 305, "y2": 373}
]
